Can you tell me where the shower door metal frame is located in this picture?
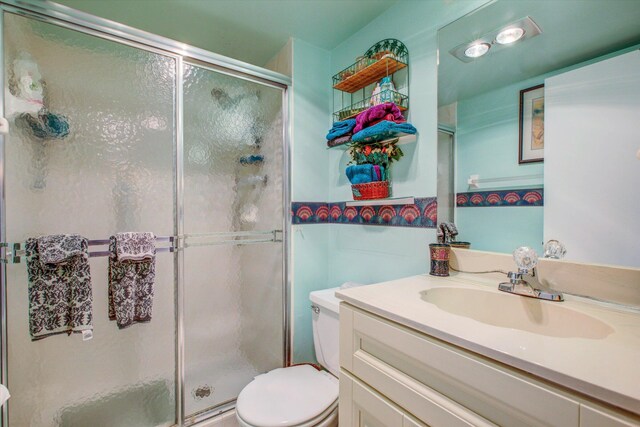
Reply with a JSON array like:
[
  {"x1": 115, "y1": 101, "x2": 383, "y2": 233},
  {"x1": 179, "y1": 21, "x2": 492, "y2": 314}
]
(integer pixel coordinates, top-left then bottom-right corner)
[{"x1": 0, "y1": 1, "x2": 292, "y2": 426}]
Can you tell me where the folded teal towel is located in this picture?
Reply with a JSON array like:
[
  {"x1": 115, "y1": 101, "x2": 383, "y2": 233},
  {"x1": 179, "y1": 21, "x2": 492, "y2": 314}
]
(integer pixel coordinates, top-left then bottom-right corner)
[
  {"x1": 351, "y1": 120, "x2": 416, "y2": 143},
  {"x1": 346, "y1": 164, "x2": 377, "y2": 184},
  {"x1": 326, "y1": 119, "x2": 356, "y2": 140}
]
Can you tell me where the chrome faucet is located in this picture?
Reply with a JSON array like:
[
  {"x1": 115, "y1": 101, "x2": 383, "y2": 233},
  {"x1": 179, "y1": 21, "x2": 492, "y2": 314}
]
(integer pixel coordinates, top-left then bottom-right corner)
[{"x1": 498, "y1": 247, "x2": 564, "y2": 302}]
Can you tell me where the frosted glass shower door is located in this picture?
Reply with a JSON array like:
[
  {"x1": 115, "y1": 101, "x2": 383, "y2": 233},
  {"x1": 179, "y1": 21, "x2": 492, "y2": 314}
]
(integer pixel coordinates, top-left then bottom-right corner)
[
  {"x1": 3, "y1": 13, "x2": 176, "y2": 426},
  {"x1": 182, "y1": 63, "x2": 285, "y2": 418}
]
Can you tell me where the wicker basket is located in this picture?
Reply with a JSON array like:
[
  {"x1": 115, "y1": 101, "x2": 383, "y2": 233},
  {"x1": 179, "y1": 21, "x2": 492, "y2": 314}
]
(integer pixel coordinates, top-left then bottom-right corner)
[{"x1": 351, "y1": 181, "x2": 389, "y2": 200}]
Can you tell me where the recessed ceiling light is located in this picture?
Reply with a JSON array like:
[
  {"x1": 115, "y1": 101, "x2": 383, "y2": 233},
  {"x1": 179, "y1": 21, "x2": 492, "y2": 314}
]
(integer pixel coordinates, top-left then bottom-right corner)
[
  {"x1": 496, "y1": 27, "x2": 525, "y2": 45},
  {"x1": 464, "y1": 43, "x2": 490, "y2": 58}
]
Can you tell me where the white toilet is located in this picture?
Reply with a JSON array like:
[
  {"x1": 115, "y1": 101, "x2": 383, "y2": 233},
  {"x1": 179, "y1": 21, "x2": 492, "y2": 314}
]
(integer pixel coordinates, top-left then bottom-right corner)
[{"x1": 236, "y1": 287, "x2": 341, "y2": 427}]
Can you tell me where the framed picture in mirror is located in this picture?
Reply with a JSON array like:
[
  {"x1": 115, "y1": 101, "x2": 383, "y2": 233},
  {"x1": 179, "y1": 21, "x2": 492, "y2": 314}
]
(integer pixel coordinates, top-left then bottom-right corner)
[{"x1": 519, "y1": 84, "x2": 544, "y2": 163}]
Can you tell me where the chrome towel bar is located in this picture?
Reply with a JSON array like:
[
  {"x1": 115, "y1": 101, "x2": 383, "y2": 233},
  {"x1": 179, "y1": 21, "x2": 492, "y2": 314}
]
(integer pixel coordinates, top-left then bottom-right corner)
[{"x1": 0, "y1": 230, "x2": 283, "y2": 264}]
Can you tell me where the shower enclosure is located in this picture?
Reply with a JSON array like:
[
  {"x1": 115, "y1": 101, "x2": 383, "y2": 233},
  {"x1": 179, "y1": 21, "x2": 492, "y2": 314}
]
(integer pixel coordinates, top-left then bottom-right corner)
[{"x1": 0, "y1": 2, "x2": 290, "y2": 426}]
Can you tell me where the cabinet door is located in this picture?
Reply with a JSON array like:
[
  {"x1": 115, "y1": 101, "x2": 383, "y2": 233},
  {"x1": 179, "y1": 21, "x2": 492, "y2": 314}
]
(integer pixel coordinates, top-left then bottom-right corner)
[
  {"x1": 341, "y1": 370, "x2": 404, "y2": 427},
  {"x1": 580, "y1": 405, "x2": 640, "y2": 427},
  {"x1": 405, "y1": 415, "x2": 429, "y2": 427}
]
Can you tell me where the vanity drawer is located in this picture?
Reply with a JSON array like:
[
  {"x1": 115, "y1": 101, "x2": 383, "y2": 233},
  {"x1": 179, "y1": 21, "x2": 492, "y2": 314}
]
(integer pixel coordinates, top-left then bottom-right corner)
[
  {"x1": 340, "y1": 304, "x2": 581, "y2": 427},
  {"x1": 340, "y1": 369, "x2": 405, "y2": 426},
  {"x1": 341, "y1": 369, "x2": 432, "y2": 427},
  {"x1": 580, "y1": 404, "x2": 640, "y2": 427}
]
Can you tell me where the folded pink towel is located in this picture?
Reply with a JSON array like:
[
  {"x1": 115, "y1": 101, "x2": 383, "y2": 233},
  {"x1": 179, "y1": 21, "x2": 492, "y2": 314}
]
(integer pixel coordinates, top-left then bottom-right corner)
[
  {"x1": 354, "y1": 102, "x2": 405, "y2": 133},
  {"x1": 373, "y1": 165, "x2": 382, "y2": 181}
]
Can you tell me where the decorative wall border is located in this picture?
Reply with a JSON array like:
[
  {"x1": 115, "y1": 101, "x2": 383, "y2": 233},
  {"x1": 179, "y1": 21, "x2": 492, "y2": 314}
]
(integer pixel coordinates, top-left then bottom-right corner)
[
  {"x1": 456, "y1": 188, "x2": 543, "y2": 207},
  {"x1": 291, "y1": 197, "x2": 437, "y2": 228}
]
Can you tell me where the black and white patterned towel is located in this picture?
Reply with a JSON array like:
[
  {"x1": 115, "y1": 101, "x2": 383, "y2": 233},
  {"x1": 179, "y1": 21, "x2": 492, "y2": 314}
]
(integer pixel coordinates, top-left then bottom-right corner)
[
  {"x1": 115, "y1": 232, "x2": 156, "y2": 262},
  {"x1": 108, "y1": 232, "x2": 156, "y2": 329},
  {"x1": 437, "y1": 222, "x2": 459, "y2": 243},
  {"x1": 26, "y1": 234, "x2": 93, "y2": 341}
]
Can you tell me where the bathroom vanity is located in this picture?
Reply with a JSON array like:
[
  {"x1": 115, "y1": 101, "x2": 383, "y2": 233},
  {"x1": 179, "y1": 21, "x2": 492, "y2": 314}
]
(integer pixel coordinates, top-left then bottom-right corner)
[{"x1": 336, "y1": 273, "x2": 640, "y2": 427}]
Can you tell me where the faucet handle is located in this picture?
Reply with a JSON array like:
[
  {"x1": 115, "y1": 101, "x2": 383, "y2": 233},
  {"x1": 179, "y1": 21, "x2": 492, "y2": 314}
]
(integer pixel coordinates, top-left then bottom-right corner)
[
  {"x1": 513, "y1": 246, "x2": 538, "y2": 272},
  {"x1": 543, "y1": 239, "x2": 567, "y2": 259}
]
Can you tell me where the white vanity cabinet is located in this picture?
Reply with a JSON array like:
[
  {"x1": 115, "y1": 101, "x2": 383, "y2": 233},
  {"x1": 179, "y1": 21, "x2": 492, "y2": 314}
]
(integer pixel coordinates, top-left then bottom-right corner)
[
  {"x1": 340, "y1": 370, "x2": 427, "y2": 427},
  {"x1": 339, "y1": 303, "x2": 640, "y2": 427}
]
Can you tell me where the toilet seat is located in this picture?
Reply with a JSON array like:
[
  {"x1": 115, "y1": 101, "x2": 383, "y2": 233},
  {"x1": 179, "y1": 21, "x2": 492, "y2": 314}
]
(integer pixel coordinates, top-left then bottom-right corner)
[
  {"x1": 237, "y1": 401, "x2": 338, "y2": 427},
  {"x1": 236, "y1": 365, "x2": 338, "y2": 427}
]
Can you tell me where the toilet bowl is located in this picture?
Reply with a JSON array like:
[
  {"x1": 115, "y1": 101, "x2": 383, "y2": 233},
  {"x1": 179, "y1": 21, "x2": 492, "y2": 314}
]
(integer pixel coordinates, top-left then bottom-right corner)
[
  {"x1": 236, "y1": 287, "x2": 341, "y2": 427},
  {"x1": 236, "y1": 365, "x2": 338, "y2": 427}
]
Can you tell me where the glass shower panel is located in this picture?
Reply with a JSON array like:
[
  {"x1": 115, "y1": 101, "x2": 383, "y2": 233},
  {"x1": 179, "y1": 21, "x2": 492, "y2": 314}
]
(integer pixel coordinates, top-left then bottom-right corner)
[
  {"x1": 182, "y1": 243, "x2": 284, "y2": 417},
  {"x1": 182, "y1": 63, "x2": 284, "y2": 418},
  {"x1": 182, "y1": 63, "x2": 284, "y2": 234},
  {"x1": 3, "y1": 13, "x2": 176, "y2": 426}
]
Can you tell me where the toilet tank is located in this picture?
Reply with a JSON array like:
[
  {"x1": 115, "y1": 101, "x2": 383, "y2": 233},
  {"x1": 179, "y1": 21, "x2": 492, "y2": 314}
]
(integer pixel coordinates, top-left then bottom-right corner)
[{"x1": 309, "y1": 287, "x2": 341, "y2": 377}]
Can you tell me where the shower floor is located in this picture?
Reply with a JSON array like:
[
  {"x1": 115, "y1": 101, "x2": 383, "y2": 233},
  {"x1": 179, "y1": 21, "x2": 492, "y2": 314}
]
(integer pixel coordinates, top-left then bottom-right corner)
[{"x1": 185, "y1": 352, "x2": 268, "y2": 418}]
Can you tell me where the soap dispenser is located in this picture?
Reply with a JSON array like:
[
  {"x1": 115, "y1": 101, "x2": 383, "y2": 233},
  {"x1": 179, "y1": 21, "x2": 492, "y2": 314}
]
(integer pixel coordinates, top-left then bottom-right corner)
[
  {"x1": 379, "y1": 76, "x2": 396, "y2": 103},
  {"x1": 370, "y1": 81, "x2": 381, "y2": 106}
]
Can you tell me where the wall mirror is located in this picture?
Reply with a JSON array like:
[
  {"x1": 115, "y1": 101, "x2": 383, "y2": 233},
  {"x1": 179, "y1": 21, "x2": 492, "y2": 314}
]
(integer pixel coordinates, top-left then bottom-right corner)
[{"x1": 437, "y1": 0, "x2": 640, "y2": 268}]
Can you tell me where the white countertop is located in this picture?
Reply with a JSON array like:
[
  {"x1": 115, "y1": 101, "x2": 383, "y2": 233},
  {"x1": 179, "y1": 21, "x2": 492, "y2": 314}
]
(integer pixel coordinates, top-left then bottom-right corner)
[{"x1": 336, "y1": 273, "x2": 640, "y2": 415}]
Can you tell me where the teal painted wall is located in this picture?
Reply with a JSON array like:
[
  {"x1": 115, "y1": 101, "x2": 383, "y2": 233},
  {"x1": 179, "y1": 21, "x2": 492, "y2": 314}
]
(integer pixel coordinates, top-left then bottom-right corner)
[
  {"x1": 457, "y1": 207, "x2": 543, "y2": 253},
  {"x1": 455, "y1": 75, "x2": 546, "y2": 254},
  {"x1": 290, "y1": 39, "x2": 331, "y2": 363},
  {"x1": 456, "y1": 77, "x2": 545, "y2": 194},
  {"x1": 322, "y1": 0, "x2": 488, "y2": 294}
]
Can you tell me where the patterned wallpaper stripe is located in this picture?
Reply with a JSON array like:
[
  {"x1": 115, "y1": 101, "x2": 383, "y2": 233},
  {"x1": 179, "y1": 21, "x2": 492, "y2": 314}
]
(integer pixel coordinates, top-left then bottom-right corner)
[
  {"x1": 292, "y1": 197, "x2": 437, "y2": 228},
  {"x1": 456, "y1": 188, "x2": 543, "y2": 207}
]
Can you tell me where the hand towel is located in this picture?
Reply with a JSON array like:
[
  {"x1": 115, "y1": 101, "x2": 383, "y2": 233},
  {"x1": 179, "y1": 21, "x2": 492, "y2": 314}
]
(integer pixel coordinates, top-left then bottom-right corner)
[
  {"x1": 108, "y1": 232, "x2": 156, "y2": 329},
  {"x1": 327, "y1": 133, "x2": 352, "y2": 148},
  {"x1": 379, "y1": 165, "x2": 386, "y2": 181},
  {"x1": 353, "y1": 102, "x2": 405, "y2": 134},
  {"x1": 365, "y1": 114, "x2": 406, "y2": 130},
  {"x1": 437, "y1": 222, "x2": 459, "y2": 243},
  {"x1": 326, "y1": 118, "x2": 356, "y2": 140},
  {"x1": 444, "y1": 222, "x2": 459, "y2": 240},
  {"x1": 351, "y1": 120, "x2": 417, "y2": 144},
  {"x1": 346, "y1": 164, "x2": 378, "y2": 184},
  {"x1": 26, "y1": 234, "x2": 92, "y2": 341},
  {"x1": 16, "y1": 110, "x2": 70, "y2": 140},
  {"x1": 373, "y1": 165, "x2": 382, "y2": 181}
]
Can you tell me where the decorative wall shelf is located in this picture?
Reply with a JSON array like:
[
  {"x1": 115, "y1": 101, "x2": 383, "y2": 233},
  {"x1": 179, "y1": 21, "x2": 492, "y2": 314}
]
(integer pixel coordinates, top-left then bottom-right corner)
[
  {"x1": 328, "y1": 133, "x2": 416, "y2": 149},
  {"x1": 345, "y1": 196, "x2": 415, "y2": 207},
  {"x1": 334, "y1": 90, "x2": 408, "y2": 121},
  {"x1": 333, "y1": 56, "x2": 408, "y2": 93},
  {"x1": 332, "y1": 39, "x2": 410, "y2": 122},
  {"x1": 331, "y1": 39, "x2": 411, "y2": 205}
]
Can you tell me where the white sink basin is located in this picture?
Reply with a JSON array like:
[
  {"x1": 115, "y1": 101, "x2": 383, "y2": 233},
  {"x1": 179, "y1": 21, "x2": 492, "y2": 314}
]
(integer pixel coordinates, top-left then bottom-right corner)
[{"x1": 422, "y1": 287, "x2": 614, "y2": 339}]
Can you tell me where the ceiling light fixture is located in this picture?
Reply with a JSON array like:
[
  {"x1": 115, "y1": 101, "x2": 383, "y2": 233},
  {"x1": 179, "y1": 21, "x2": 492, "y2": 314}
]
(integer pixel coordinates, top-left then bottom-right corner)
[
  {"x1": 496, "y1": 27, "x2": 525, "y2": 45},
  {"x1": 464, "y1": 43, "x2": 490, "y2": 58},
  {"x1": 449, "y1": 16, "x2": 542, "y2": 63}
]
